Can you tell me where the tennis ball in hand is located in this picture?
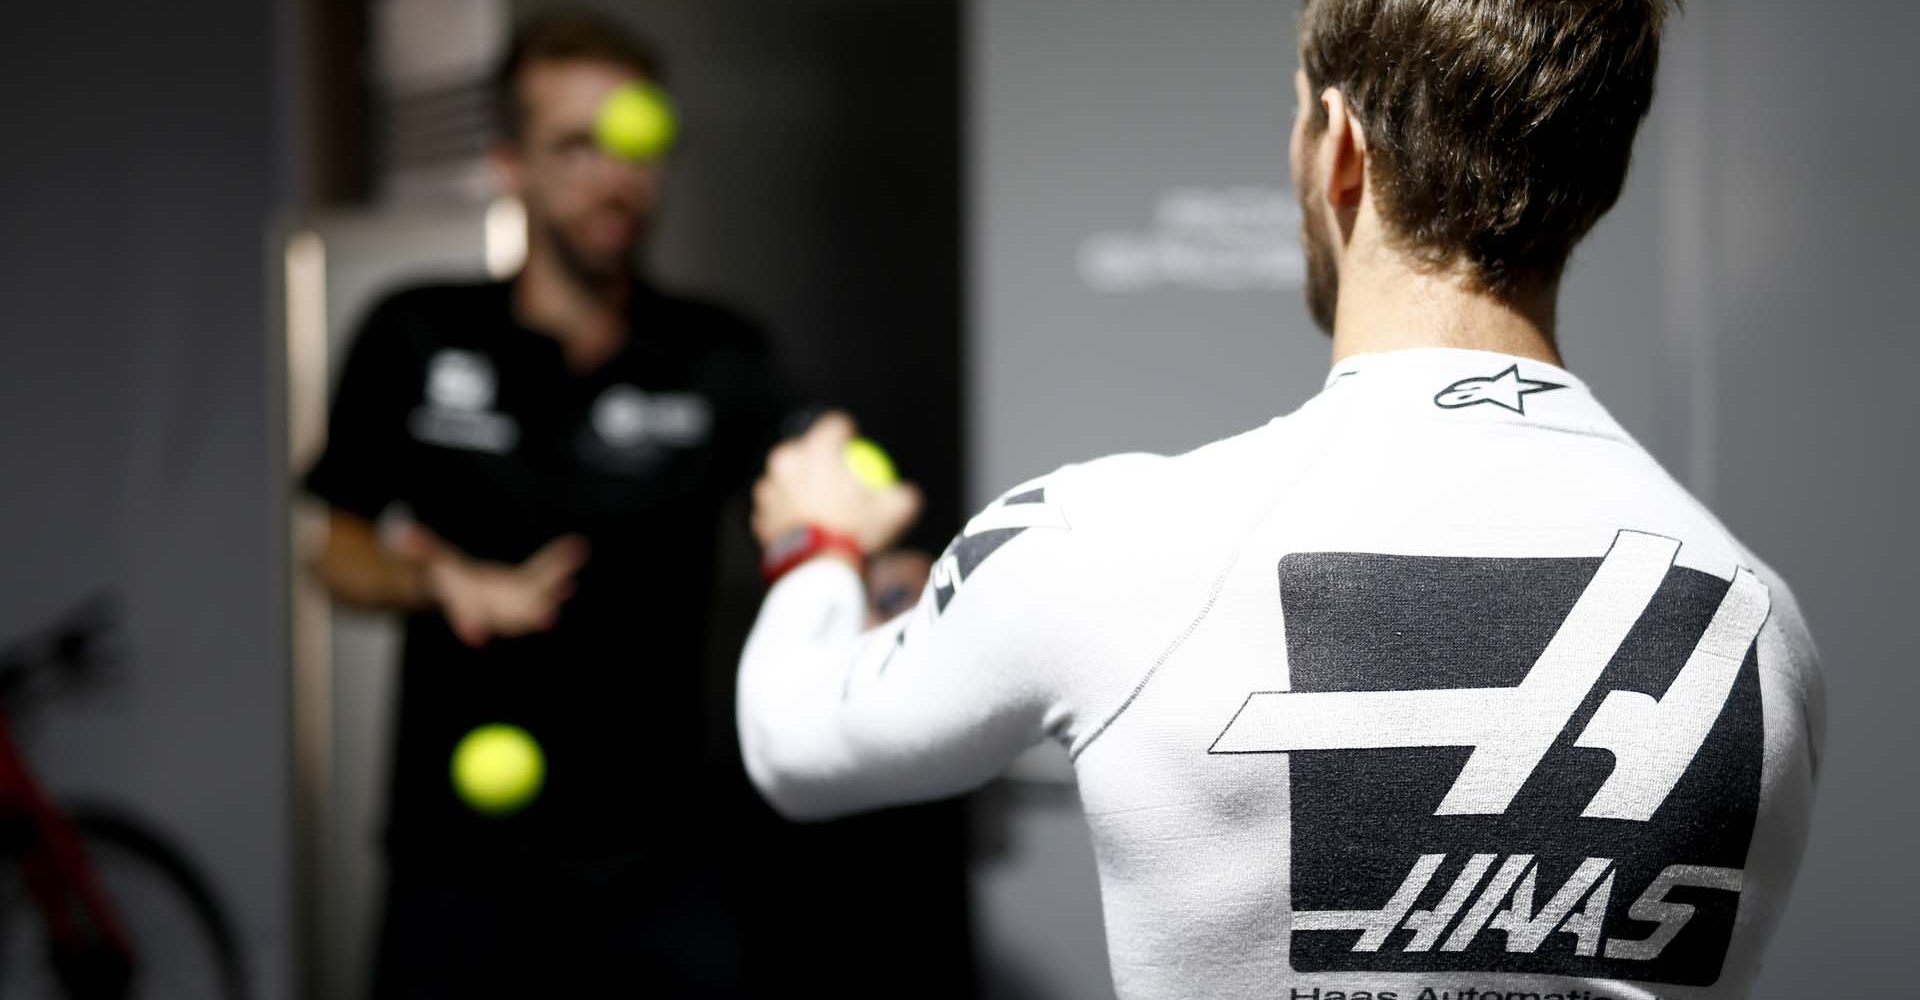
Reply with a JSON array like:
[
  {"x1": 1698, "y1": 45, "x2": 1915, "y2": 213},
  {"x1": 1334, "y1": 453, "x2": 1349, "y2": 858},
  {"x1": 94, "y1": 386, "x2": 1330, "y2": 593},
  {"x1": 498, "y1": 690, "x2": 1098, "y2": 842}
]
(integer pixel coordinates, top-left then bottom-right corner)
[
  {"x1": 594, "y1": 82, "x2": 678, "y2": 162},
  {"x1": 451, "y1": 724, "x2": 545, "y2": 816},
  {"x1": 844, "y1": 438, "x2": 899, "y2": 491}
]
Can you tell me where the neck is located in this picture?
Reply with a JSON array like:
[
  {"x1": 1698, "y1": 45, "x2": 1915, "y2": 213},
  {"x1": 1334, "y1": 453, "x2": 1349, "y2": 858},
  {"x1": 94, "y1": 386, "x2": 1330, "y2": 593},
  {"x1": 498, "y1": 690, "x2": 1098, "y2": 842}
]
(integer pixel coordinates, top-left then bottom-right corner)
[
  {"x1": 1328, "y1": 246, "x2": 1562, "y2": 369},
  {"x1": 513, "y1": 236, "x2": 630, "y2": 372}
]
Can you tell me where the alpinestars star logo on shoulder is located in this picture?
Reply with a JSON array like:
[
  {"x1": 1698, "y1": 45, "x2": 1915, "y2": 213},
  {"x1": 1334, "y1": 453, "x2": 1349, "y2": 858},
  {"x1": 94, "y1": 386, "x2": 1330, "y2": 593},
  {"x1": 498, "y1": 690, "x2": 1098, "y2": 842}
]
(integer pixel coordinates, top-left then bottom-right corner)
[
  {"x1": 1212, "y1": 531, "x2": 1769, "y2": 987},
  {"x1": 1434, "y1": 365, "x2": 1566, "y2": 415}
]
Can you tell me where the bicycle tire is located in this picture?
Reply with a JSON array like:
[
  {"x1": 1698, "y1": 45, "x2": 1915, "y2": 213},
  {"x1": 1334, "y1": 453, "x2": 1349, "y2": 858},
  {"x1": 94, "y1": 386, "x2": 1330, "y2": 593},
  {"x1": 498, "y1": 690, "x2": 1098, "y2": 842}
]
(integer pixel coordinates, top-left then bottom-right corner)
[{"x1": 0, "y1": 802, "x2": 248, "y2": 1000}]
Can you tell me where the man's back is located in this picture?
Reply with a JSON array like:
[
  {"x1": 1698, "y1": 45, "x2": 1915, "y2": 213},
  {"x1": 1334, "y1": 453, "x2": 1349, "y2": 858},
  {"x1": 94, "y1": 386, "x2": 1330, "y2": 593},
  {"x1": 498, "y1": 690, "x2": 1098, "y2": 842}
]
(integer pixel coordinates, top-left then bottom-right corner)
[
  {"x1": 1056, "y1": 349, "x2": 1821, "y2": 998},
  {"x1": 740, "y1": 348, "x2": 1821, "y2": 1000},
  {"x1": 734, "y1": 3, "x2": 1823, "y2": 993}
]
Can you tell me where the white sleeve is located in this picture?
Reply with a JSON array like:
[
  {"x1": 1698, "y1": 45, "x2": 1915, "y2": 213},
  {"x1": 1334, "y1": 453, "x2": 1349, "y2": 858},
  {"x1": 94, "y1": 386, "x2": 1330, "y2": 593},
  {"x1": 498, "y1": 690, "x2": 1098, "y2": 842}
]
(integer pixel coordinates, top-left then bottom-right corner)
[{"x1": 736, "y1": 478, "x2": 1076, "y2": 821}]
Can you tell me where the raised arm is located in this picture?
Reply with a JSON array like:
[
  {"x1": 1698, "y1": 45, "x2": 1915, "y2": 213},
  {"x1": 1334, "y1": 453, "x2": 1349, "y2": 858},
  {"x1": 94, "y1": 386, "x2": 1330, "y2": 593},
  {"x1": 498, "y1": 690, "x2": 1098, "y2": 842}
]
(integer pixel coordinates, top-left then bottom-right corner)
[{"x1": 737, "y1": 414, "x2": 1072, "y2": 820}]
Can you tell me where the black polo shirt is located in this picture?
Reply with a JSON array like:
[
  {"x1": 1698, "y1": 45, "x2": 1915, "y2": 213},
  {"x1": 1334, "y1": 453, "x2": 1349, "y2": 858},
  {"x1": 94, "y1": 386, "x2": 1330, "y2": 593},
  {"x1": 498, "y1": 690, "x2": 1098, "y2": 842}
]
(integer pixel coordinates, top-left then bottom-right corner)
[{"x1": 305, "y1": 279, "x2": 797, "y2": 868}]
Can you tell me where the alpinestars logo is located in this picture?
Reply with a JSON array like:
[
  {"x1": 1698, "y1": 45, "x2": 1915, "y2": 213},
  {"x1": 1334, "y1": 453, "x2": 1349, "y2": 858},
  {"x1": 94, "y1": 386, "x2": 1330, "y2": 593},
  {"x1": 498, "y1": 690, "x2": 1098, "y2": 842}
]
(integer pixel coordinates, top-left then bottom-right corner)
[
  {"x1": 1210, "y1": 531, "x2": 1768, "y2": 986},
  {"x1": 1434, "y1": 365, "x2": 1566, "y2": 415}
]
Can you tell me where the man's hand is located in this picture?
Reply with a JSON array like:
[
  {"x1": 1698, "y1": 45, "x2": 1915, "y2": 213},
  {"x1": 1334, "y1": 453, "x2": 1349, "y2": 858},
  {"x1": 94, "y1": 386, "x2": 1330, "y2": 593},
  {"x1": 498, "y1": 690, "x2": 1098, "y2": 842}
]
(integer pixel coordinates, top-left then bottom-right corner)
[
  {"x1": 751, "y1": 412, "x2": 923, "y2": 557},
  {"x1": 392, "y1": 525, "x2": 589, "y2": 648}
]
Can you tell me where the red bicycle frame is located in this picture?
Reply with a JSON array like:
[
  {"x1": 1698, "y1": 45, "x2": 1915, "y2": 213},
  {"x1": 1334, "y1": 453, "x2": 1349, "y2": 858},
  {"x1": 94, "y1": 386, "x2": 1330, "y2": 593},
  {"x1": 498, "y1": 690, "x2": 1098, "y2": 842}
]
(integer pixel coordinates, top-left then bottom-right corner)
[{"x1": 0, "y1": 707, "x2": 134, "y2": 996}]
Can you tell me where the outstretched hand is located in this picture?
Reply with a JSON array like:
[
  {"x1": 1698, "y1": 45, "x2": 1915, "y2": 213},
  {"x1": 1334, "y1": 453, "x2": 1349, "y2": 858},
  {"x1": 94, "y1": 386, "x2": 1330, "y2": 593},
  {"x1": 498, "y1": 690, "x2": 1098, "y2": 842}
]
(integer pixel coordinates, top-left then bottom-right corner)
[{"x1": 392, "y1": 524, "x2": 589, "y2": 648}]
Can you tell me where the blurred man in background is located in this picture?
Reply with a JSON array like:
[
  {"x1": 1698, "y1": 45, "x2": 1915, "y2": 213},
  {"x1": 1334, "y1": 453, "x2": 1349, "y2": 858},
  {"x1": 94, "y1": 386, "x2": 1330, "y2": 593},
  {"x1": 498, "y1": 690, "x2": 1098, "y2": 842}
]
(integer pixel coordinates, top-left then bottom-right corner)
[
  {"x1": 736, "y1": 2, "x2": 1823, "y2": 999},
  {"x1": 304, "y1": 12, "x2": 801, "y2": 996}
]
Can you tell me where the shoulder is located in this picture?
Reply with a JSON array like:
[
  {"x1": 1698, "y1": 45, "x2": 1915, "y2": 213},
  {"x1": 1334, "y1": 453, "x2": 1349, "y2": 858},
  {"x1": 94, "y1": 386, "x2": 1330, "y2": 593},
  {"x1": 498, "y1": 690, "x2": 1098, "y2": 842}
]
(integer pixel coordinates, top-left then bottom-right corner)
[
  {"x1": 1738, "y1": 549, "x2": 1821, "y2": 671},
  {"x1": 1731, "y1": 547, "x2": 1826, "y2": 775},
  {"x1": 1023, "y1": 417, "x2": 1299, "y2": 535},
  {"x1": 366, "y1": 279, "x2": 501, "y2": 325},
  {"x1": 946, "y1": 418, "x2": 1297, "y2": 610},
  {"x1": 1665, "y1": 490, "x2": 1821, "y2": 674},
  {"x1": 1618, "y1": 458, "x2": 1825, "y2": 675},
  {"x1": 347, "y1": 280, "x2": 503, "y2": 358}
]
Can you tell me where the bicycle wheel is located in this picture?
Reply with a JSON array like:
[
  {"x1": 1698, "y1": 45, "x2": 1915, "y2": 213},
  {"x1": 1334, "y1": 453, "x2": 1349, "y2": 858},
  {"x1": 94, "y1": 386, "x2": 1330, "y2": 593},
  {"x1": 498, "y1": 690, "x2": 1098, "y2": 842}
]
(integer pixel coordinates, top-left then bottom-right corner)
[{"x1": 0, "y1": 804, "x2": 247, "y2": 1000}]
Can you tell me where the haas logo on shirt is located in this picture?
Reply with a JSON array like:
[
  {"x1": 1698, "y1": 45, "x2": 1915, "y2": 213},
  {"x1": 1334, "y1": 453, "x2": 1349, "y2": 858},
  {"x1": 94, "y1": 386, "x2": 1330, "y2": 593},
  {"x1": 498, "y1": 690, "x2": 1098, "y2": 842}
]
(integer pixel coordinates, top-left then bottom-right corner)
[{"x1": 1210, "y1": 531, "x2": 1767, "y2": 986}]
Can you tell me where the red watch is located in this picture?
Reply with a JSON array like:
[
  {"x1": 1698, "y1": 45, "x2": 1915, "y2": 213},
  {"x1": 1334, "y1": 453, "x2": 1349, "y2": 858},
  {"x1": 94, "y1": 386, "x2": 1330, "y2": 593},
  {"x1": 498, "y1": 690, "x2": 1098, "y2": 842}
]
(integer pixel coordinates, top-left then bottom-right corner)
[{"x1": 762, "y1": 525, "x2": 865, "y2": 586}]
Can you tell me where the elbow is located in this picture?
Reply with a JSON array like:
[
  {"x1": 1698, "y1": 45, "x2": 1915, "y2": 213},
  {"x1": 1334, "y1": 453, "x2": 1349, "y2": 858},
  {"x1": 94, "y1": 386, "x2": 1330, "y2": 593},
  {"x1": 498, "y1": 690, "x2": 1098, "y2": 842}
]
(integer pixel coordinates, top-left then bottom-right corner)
[
  {"x1": 306, "y1": 549, "x2": 347, "y2": 599},
  {"x1": 739, "y1": 731, "x2": 855, "y2": 823},
  {"x1": 734, "y1": 626, "x2": 879, "y2": 822},
  {"x1": 749, "y1": 775, "x2": 841, "y2": 825},
  {"x1": 305, "y1": 531, "x2": 369, "y2": 606},
  {"x1": 737, "y1": 708, "x2": 879, "y2": 823}
]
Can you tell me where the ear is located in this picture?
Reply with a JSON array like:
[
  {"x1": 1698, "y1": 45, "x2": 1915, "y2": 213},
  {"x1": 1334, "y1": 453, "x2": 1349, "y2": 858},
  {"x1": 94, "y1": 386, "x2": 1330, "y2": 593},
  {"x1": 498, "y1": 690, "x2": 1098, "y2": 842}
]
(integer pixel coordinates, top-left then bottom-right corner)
[
  {"x1": 1316, "y1": 87, "x2": 1368, "y2": 212},
  {"x1": 491, "y1": 142, "x2": 528, "y2": 198}
]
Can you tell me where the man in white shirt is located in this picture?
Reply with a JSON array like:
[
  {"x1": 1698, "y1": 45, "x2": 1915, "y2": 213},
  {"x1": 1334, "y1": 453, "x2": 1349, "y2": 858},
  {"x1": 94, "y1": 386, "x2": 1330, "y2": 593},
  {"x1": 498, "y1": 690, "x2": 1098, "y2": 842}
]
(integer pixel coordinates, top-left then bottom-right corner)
[{"x1": 736, "y1": 2, "x2": 1823, "y2": 998}]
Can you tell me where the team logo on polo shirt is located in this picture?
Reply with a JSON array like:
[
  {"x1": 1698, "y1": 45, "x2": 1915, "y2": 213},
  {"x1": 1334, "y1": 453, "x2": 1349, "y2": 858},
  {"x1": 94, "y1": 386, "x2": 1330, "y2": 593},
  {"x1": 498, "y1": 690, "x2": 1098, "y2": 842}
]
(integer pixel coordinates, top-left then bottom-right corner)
[
  {"x1": 590, "y1": 386, "x2": 712, "y2": 450},
  {"x1": 426, "y1": 349, "x2": 495, "y2": 411},
  {"x1": 1210, "y1": 531, "x2": 1767, "y2": 987},
  {"x1": 410, "y1": 350, "x2": 518, "y2": 454},
  {"x1": 592, "y1": 386, "x2": 651, "y2": 448}
]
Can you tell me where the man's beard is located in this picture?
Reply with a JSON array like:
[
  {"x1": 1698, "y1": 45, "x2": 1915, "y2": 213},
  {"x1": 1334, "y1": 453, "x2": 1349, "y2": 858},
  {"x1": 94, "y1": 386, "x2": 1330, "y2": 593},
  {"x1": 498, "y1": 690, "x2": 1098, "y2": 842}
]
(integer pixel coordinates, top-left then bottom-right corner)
[
  {"x1": 1297, "y1": 166, "x2": 1340, "y2": 336},
  {"x1": 546, "y1": 214, "x2": 639, "y2": 290}
]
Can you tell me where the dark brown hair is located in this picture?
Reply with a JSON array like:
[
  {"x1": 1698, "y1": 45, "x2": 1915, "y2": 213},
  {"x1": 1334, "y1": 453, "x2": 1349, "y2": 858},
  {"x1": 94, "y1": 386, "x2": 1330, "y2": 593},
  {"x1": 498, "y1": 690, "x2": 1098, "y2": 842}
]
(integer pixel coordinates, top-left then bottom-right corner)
[
  {"x1": 493, "y1": 10, "x2": 665, "y2": 142},
  {"x1": 1300, "y1": 0, "x2": 1677, "y2": 294}
]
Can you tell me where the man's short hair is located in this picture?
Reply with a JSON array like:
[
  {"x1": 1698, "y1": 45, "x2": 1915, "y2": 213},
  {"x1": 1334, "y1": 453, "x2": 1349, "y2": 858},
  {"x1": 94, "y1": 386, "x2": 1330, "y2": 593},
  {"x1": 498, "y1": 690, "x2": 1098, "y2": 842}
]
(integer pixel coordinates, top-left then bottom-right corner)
[
  {"x1": 493, "y1": 9, "x2": 666, "y2": 143},
  {"x1": 1300, "y1": 0, "x2": 1677, "y2": 294}
]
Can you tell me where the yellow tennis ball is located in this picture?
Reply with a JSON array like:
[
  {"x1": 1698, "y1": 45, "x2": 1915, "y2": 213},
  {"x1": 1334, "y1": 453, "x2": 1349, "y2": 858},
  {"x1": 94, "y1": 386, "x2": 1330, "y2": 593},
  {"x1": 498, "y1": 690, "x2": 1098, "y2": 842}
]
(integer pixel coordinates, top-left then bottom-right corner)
[
  {"x1": 451, "y1": 724, "x2": 545, "y2": 816},
  {"x1": 594, "y1": 82, "x2": 677, "y2": 162},
  {"x1": 844, "y1": 438, "x2": 899, "y2": 491}
]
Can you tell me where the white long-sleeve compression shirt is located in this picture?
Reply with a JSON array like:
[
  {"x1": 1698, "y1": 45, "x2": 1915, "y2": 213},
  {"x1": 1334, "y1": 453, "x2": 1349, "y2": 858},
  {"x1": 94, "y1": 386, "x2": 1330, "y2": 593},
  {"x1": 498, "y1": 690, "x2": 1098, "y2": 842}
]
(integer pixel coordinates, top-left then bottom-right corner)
[{"x1": 738, "y1": 347, "x2": 1823, "y2": 1000}]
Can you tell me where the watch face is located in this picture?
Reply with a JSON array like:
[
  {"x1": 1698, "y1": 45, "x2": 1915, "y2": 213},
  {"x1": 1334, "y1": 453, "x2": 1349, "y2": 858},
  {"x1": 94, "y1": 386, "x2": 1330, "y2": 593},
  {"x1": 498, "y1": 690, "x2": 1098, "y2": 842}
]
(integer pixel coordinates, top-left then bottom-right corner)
[{"x1": 765, "y1": 526, "x2": 816, "y2": 564}]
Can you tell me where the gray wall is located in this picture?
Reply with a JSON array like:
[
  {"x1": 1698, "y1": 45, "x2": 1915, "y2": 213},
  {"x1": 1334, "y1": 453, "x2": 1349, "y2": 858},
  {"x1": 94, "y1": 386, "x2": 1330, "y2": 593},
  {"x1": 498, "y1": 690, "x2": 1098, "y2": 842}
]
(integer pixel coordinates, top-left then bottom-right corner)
[
  {"x1": 1701, "y1": 4, "x2": 1920, "y2": 991},
  {"x1": 0, "y1": 1, "x2": 290, "y2": 997},
  {"x1": 970, "y1": 1, "x2": 1919, "y2": 997},
  {"x1": 970, "y1": 0, "x2": 1686, "y2": 516}
]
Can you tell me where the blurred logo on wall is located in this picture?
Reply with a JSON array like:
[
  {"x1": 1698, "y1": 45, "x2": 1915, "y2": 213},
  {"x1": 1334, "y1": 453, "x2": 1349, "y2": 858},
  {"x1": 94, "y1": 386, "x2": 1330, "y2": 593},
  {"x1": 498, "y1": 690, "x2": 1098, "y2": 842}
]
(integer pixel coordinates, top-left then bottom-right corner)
[{"x1": 1078, "y1": 187, "x2": 1304, "y2": 293}]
